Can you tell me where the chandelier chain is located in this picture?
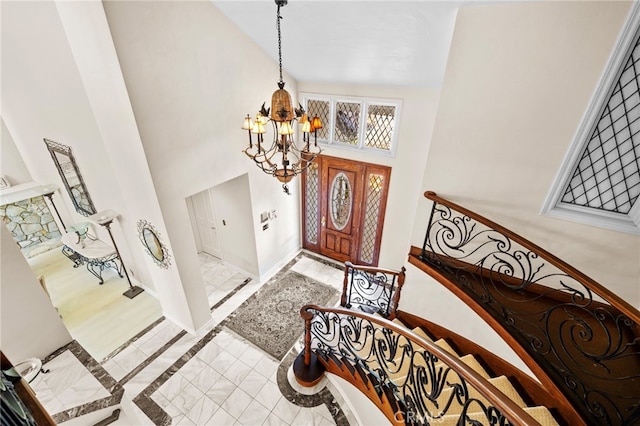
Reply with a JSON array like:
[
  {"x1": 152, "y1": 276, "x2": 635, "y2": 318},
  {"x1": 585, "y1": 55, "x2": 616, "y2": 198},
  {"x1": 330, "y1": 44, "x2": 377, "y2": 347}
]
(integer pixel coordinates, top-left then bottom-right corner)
[{"x1": 276, "y1": 4, "x2": 284, "y2": 85}]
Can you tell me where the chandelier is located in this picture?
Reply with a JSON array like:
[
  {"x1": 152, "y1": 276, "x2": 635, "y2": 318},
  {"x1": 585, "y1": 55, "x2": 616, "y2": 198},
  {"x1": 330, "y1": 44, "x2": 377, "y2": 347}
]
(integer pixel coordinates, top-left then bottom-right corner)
[{"x1": 242, "y1": 0, "x2": 323, "y2": 194}]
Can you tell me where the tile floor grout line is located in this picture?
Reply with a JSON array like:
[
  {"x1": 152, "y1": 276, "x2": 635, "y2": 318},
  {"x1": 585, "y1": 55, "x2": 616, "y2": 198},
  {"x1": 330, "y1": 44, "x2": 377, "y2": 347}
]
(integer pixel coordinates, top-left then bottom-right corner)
[
  {"x1": 210, "y1": 277, "x2": 252, "y2": 312},
  {"x1": 100, "y1": 316, "x2": 168, "y2": 363},
  {"x1": 118, "y1": 330, "x2": 188, "y2": 387},
  {"x1": 132, "y1": 324, "x2": 225, "y2": 426},
  {"x1": 45, "y1": 341, "x2": 123, "y2": 424}
]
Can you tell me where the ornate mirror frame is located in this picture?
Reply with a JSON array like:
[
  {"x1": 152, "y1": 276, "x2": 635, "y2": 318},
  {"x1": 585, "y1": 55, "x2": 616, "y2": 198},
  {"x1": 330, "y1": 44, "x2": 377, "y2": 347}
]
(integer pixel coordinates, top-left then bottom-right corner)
[
  {"x1": 44, "y1": 138, "x2": 97, "y2": 217},
  {"x1": 137, "y1": 219, "x2": 171, "y2": 269}
]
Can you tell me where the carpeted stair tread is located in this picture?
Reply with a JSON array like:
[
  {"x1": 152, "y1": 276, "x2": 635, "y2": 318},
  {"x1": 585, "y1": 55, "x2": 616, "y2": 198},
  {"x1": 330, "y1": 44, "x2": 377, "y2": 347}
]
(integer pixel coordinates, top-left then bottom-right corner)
[
  {"x1": 391, "y1": 317, "x2": 407, "y2": 327},
  {"x1": 432, "y1": 375, "x2": 527, "y2": 417},
  {"x1": 406, "y1": 326, "x2": 458, "y2": 356},
  {"x1": 519, "y1": 406, "x2": 560, "y2": 426},
  {"x1": 411, "y1": 326, "x2": 434, "y2": 342},
  {"x1": 433, "y1": 338, "x2": 459, "y2": 357},
  {"x1": 432, "y1": 354, "x2": 491, "y2": 379}
]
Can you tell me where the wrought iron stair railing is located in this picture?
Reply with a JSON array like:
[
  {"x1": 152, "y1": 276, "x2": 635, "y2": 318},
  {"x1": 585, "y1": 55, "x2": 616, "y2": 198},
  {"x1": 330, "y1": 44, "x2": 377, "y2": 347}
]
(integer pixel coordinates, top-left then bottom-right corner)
[
  {"x1": 293, "y1": 305, "x2": 554, "y2": 426},
  {"x1": 408, "y1": 190, "x2": 640, "y2": 426},
  {"x1": 341, "y1": 261, "x2": 406, "y2": 320}
]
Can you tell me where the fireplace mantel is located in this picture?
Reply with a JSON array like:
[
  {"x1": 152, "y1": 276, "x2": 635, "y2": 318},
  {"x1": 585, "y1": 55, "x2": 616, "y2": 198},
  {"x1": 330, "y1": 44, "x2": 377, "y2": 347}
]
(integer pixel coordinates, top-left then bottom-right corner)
[{"x1": 0, "y1": 182, "x2": 59, "y2": 206}]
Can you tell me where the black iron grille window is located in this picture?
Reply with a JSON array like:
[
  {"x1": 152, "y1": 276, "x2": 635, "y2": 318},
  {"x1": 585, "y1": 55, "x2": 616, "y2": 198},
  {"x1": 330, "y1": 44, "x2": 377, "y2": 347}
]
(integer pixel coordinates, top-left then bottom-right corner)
[{"x1": 561, "y1": 31, "x2": 640, "y2": 214}]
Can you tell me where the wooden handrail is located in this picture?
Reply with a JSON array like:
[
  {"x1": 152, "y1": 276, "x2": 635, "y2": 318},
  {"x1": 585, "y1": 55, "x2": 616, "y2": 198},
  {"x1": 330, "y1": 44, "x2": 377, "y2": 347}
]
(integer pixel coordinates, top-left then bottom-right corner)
[
  {"x1": 424, "y1": 191, "x2": 640, "y2": 323},
  {"x1": 300, "y1": 304, "x2": 543, "y2": 426},
  {"x1": 343, "y1": 261, "x2": 405, "y2": 277}
]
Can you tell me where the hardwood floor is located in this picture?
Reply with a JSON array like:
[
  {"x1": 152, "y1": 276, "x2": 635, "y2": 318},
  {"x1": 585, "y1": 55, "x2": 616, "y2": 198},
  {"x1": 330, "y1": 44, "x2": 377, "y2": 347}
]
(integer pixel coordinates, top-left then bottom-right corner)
[{"x1": 27, "y1": 245, "x2": 163, "y2": 362}]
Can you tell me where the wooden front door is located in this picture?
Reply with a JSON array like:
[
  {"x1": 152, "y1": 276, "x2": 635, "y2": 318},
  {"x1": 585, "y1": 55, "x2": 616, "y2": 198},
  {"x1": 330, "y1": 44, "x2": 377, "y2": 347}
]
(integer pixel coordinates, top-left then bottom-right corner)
[
  {"x1": 302, "y1": 154, "x2": 391, "y2": 266},
  {"x1": 320, "y1": 158, "x2": 364, "y2": 262}
]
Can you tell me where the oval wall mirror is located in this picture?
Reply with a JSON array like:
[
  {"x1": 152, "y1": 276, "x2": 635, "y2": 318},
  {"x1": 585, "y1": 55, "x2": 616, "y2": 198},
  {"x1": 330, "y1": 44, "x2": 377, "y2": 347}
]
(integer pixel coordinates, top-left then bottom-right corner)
[
  {"x1": 137, "y1": 220, "x2": 171, "y2": 269},
  {"x1": 143, "y1": 227, "x2": 164, "y2": 262}
]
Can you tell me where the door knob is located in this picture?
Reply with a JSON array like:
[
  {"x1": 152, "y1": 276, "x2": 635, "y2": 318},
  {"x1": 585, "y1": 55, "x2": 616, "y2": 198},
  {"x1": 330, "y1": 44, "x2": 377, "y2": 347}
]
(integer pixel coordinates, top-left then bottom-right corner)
[{"x1": 321, "y1": 216, "x2": 326, "y2": 227}]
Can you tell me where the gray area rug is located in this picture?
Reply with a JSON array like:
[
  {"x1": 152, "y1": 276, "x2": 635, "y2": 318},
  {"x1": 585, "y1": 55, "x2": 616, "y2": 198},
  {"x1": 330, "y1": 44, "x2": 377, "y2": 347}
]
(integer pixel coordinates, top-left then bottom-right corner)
[{"x1": 224, "y1": 270, "x2": 339, "y2": 360}]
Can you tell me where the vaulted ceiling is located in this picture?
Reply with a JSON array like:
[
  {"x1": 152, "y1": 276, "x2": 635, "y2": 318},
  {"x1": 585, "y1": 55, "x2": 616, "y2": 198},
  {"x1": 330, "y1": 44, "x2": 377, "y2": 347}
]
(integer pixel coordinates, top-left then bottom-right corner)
[{"x1": 213, "y1": 1, "x2": 486, "y2": 88}]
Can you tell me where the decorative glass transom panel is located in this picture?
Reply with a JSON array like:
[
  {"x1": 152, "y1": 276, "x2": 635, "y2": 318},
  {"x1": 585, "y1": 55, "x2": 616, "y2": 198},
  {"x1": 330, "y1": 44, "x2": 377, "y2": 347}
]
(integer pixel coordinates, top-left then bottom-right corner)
[
  {"x1": 335, "y1": 102, "x2": 361, "y2": 145},
  {"x1": 307, "y1": 99, "x2": 330, "y2": 141},
  {"x1": 360, "y1": 173, "x2": 385, "y2": 264},
  {"x1": 301, "y1": 93, "x2": 402, "y2": 157},
  {"x1": 305, "y1": 162, "x2": 320, "y2": 244},
  {"x1": 330, "y1": 172, "x2": 352, "y2": 231},
  {"x1": 365, "y1": 105, "x2": 396, "y2": 150}
]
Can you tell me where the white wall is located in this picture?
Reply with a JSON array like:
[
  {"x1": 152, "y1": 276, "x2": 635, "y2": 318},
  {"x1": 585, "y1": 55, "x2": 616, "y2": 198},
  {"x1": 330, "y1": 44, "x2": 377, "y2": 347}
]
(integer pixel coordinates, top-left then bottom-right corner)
[
  {"x1": 0, "y1": 118, "x2": 32, "y2": 186},
  {"x1": 1, "y1": 1, "x2": 214, "y2": 334},
  {"x1": 209, "y1": 174, "x2": 259, "y2": 276},
  {"x1": 102, "y1": 0, "x2": 304, "y2": 284},
  {"x1": 0, "y1": 225, "x2": 72, "y2": 362},
  {"x1": 297, "y1": 82, "x2": 440, "y2": 270},
  {"x1": 0, "y1": 1, "x2": 101, "y2": 233},
  {"x1": 53, "y1": 1, "x2": 214, "y2": 334},
  {"x1": 412, "y1": 1, "x2": 640, "y2": 307},
  {"x1": 0, "y1": 1, "x2": 149, "y2": 286}
]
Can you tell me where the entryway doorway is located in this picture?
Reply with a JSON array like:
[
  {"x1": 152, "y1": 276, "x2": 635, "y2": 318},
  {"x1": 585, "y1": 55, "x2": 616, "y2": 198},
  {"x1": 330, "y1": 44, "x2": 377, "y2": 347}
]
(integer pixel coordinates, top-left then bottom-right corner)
[
  {"x1": 187, "y1": 188, "x2": 221, "y2": 259},
  {"x1": 186, "y1": 174, "x2": 259, "y2": 278},
  {"x1": 302, "y1": 154, "x2": 391, "y2": 266}
]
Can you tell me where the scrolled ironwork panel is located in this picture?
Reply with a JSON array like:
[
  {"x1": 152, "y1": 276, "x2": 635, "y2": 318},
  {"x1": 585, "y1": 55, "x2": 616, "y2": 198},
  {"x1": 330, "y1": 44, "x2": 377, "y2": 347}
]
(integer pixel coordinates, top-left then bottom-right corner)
[
  {"x1": 421, "y1": 199, "x2": 640, "y2": 425},
  {"x1": 346, "y1": 269, "x2": 392, "y2": 315},
  {"x1": 307, "y1": 308, "x2": 516, "y2": 425}
]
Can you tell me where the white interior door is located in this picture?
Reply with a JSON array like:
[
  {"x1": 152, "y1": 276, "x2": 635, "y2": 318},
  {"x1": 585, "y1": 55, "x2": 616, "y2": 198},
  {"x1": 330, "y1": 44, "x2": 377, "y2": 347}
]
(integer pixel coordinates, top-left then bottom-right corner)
[{"x1": 191, "y1": 189, "x2": 221, "y2": 258}]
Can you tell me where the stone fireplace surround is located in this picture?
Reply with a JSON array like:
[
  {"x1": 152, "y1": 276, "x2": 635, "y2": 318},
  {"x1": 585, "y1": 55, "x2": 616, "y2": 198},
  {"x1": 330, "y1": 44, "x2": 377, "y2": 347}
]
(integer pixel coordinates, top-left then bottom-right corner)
[{"x1": 0, "y1": 182, "x2": 63, "y2": 253}]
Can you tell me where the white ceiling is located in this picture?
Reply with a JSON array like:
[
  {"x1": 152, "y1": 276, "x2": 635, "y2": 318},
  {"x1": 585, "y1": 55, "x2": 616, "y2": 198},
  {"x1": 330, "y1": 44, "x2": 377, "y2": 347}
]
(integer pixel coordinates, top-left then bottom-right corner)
[{"x1": 213, "y1": 1, "x2": 481, "y2": 88}]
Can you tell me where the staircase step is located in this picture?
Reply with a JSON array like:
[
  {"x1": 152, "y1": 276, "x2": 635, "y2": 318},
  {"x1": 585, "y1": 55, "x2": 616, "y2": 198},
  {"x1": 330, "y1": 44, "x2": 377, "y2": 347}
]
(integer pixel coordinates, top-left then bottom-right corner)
[
  {"x1": 436, "y1": 405, "x2": 559, "y2": 426},
  {"x1": 391, "y1": 317, "x2": 406, "y2": 327},
  {"x1": 430, "y1": 375, "x2": 527, "y2": 417},
  {"x1": 411, "y1": 326, "x2": 433, "y2": 341},
  {"x1": 433, "y1": 338, "x2": 459, "y2": 357},
  {"x1": 408, "y1": 327, "x2": 458, "y2": 357},
  {"x1": 434, "y1": 354, "x2": 491, "y2": 379},
  {"x1": 520, "y1": 406, "x2": 559, "y2": 426}
]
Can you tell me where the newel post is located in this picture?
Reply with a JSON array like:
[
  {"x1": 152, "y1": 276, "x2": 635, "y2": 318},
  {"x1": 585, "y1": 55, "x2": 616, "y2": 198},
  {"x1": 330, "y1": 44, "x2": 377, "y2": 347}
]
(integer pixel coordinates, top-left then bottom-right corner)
[
  {"x1": 388, "y1": 266, "x2": 407, "y2": 320},
  {"x1": 302, "y1": 307, "x2": 313, "y2": 366},
  {"x1": 340, "y1": 262, "x2": 353, "y2": 308},
  {"x1": 292, "y1": 306, "x2": 325, "y2": 387}
]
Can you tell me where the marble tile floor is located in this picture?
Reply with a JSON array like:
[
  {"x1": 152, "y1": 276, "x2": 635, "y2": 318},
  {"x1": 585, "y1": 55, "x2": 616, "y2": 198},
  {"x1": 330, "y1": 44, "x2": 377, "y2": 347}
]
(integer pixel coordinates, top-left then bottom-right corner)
[{"x1": 30, "y1": 251, "x2": 353, "y2": 425}]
